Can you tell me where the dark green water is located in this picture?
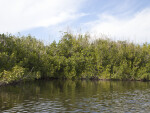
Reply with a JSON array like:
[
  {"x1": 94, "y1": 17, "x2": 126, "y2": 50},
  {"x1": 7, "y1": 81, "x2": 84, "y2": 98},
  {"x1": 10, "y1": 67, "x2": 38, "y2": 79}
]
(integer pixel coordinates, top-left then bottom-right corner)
[{"x1": 0, "y1": 80, "x2": 150, "y2": 112}]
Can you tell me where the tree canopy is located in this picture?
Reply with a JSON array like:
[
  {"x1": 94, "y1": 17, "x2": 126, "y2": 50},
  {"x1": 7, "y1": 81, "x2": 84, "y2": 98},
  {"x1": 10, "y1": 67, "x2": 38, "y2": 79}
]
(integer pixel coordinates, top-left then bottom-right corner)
[{"x1": 0, "y1": 33, "x2": 150, "y2": 84}]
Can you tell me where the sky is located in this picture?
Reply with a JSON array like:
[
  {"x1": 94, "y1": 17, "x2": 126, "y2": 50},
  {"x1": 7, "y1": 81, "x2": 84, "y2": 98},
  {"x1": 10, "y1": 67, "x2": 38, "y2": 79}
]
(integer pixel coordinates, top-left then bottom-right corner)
[{"x1": 0, "y1": 0, "x2": 150, "y2": 44}]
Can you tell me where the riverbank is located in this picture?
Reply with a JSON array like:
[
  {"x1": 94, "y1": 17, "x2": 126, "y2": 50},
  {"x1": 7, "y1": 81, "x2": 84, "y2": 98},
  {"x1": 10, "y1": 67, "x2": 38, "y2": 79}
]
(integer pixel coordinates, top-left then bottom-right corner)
[{"x1": 0, "y1": 77, "x2": 148, "y2": 87}]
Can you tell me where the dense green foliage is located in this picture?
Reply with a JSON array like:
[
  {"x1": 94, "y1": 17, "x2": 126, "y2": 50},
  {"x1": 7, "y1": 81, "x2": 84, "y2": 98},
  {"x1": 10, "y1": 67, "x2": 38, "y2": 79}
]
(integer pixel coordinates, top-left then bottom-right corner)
[{"x1": 0, "y1": 33, "x2": 150, "y2": 84}]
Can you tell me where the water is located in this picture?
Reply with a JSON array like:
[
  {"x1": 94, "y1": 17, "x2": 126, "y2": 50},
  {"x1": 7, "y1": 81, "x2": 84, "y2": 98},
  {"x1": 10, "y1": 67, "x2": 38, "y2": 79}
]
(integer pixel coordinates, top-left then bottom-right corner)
[{"x1": 0, "y1": 80, "x2": 150, "y2": 112}]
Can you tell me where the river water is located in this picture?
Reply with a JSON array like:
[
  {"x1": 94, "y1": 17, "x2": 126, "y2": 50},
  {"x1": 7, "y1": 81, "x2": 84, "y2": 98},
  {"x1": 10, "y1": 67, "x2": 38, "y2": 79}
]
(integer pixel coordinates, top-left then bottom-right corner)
[{"x1": 0, "y1": 80, "x2": 150, "y2": 112}]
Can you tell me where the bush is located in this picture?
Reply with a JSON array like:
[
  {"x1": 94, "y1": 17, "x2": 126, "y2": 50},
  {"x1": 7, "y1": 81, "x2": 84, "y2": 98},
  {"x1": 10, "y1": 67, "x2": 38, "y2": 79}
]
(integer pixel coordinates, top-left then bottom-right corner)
[{"x1": 1, "y1": 65, "x2": 25, "y2": 84}]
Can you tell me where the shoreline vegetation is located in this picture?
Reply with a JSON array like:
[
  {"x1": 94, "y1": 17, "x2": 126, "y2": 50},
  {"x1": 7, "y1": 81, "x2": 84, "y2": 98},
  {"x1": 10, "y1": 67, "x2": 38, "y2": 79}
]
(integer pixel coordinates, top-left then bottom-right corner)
[{"x1": 0, "y1": 33, "x2": 150, "y2": 86}]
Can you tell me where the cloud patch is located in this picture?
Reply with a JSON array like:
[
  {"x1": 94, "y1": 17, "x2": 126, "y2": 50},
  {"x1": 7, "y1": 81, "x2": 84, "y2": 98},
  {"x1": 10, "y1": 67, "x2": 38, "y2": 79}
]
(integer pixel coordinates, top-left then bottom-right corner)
[
  {"x1": 0, "y1": 0, "x2": 85, "y2": 33},
  {"x1": 89, "y1": 8, "x2": 150, "y2": 44}
]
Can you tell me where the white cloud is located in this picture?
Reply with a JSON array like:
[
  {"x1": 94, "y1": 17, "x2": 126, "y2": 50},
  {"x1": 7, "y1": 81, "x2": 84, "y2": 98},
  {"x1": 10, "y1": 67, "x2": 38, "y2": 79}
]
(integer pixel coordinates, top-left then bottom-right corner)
[
  {"x1": 0, "y1": 0, "x2": 85, "y2": 33},
  {"x1": 89, "y1": 8, "x2": 150, "y2": 44}
]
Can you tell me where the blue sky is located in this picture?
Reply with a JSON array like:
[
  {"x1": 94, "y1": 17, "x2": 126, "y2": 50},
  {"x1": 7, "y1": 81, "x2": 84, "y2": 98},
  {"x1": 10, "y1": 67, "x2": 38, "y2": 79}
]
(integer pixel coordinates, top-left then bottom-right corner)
[{"x1": 0, "y1": 0, "x2": 150, "y2": 44}]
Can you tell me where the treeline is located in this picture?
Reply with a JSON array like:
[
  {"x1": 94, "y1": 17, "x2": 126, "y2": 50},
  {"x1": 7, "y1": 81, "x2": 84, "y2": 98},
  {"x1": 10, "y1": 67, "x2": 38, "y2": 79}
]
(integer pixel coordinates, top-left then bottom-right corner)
[{"x1": 0, "y1": 33, "x2": 150, "y2": 84}]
